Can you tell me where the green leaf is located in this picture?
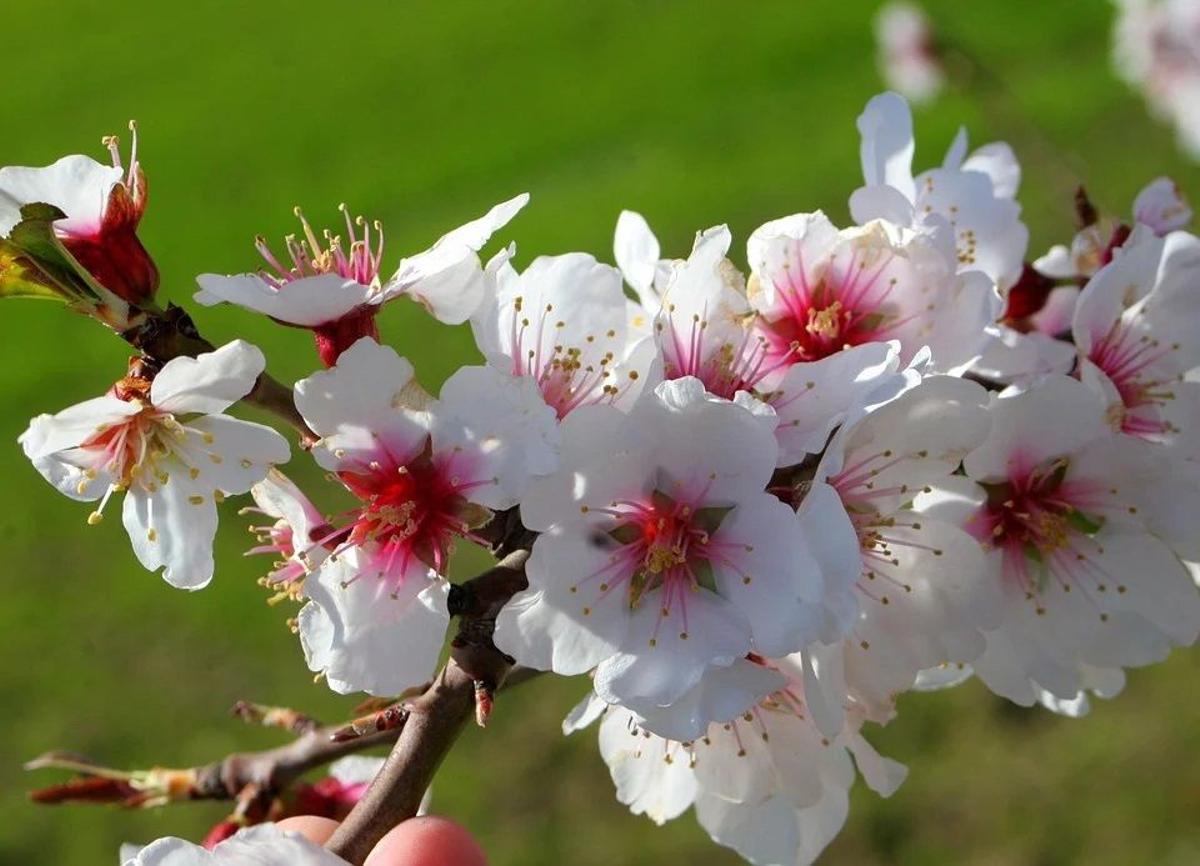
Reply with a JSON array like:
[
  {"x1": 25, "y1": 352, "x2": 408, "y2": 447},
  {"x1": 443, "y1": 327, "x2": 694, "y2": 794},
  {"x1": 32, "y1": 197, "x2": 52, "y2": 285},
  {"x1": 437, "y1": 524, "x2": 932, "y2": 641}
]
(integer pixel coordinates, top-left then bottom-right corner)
[{"x1": 0, "y1": 240, "x2": 68, "y2": 301}]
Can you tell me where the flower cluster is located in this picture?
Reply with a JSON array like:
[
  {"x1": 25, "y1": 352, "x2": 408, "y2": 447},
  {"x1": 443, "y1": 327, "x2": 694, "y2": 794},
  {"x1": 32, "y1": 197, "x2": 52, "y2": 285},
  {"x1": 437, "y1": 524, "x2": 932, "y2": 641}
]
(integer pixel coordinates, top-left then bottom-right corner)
[{"x1": 8, "y1": 90, "x2": 1200, "y2": 866}]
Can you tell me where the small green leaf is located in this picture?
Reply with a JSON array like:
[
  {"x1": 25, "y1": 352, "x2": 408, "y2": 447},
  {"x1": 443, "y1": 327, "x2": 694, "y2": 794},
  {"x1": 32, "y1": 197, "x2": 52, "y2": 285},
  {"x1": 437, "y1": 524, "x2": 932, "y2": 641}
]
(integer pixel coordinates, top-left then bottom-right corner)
[{"x1": 0, "y1": 240, "x2": 68, "y2": 301}]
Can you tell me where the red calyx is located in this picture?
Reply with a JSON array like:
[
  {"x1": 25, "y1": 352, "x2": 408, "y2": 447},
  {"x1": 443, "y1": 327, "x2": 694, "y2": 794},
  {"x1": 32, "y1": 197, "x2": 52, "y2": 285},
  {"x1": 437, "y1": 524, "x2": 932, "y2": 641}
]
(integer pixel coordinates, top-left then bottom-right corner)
[
  {"x1": 1099, "y1": 223, "x2": 1132, "y2": 268},
  {"x1": 313, "y1": 308, "x2": 381, "y2": 367}
]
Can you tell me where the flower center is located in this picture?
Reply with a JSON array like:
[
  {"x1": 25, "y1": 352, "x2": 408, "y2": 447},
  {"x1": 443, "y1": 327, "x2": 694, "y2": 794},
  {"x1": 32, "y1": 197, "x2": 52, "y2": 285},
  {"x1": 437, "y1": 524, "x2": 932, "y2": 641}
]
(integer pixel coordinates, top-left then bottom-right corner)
[
  {"x1": 256, "y1": 204, "x2": 384, "y2": 288},
  {"x1": 574, "y1": 490, "x2": 744, "y2": 645},
  {"x1": 505, "y1": 295, "x2": 636, "y2": 417},
  {"x1": 1089, "y1": 322, "x2": 1182, "y2": 440},
  {"x1": 337, "y1": 452, "x2": 488, "y2": 581}
]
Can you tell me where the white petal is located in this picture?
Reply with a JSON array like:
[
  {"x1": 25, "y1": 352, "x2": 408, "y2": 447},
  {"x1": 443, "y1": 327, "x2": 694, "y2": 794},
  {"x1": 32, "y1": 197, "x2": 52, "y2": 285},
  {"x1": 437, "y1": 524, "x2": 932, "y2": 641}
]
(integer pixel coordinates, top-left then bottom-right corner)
[
  {"x1": 431, "y1": 365, "x2": 560, "y2": 510},
  {"x1": 194, "y1": 273, "x2": 369, "y2": 327},
  {"x1": 597, "y1": 707, "x2": 697, "y2": 825},
  {"x1": 181, "y1": 415, "x2": 290, "y2": 494},
  {"x1": 632, "y1": 658, "x2": 786, "y2": 742},
  {"x1": 388, "y1": 193, "x2": 529, "y2": 324},
  {"x1": 301, "y1": 552, "x2": 449, "y2": 696},
  {"x1": 856, "y1": 92, "x2": 917, "y2": 201},
  {"x1": 962, "y1": 141, "x2": 1022, "y2": 199},
  {"x1": 614, "y1": 209, "x2": 661, "y2": 303},
  {"x1": 0, "y1": 155, "x2": 121, "y2": 236},
  {"x1": 294, "y1": 337, "x2": 429, "y2": 471},
  {"x1": 22, "y1": 396, "x2": 142, "y2": 460},
  {"x1": 1133, "y1": 177, "x2": 1192, "y2": 234},
  {"x1": 150, "y1": 340, "x2": 267, "y2": 416},
  {"x1": 123, "y1": 480, "x2": 218, "y2": 590},
  {"x1": 493, "y1": 523, "x2": 630, "y2": 675}
]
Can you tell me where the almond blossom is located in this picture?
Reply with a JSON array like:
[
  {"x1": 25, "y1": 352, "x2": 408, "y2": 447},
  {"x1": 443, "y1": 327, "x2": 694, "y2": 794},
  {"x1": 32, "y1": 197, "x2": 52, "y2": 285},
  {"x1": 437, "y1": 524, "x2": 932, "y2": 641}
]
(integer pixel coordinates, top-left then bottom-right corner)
[
  {"x1": 20, "y1": 341, "x2": 290, "y2": 589},
  {"x1": 1072, "y1": 227, "x2": 1200, "y2": 462},
  {"x1": 811, "y1": 375, "x2": 1002, "y2": 722},
  {"x1": 470, "y1": 251, "x2": 658, "y2": 418},
  {"x1": 746, "y1": 210, "x2": 1001, "y2": 375},
  {"x1": 293, "y1": 336, "x2": 559, "y2": 695},
  {"x1": 0, "y1": 123, "x2": 158, "y2": 305},
  {"x1": 918, "y1": 376, "x2": 1200, "y2": 706},
  {"x1": 648, "y1": 223, "x2": 907, "y2": 465},
  {"x1": 244, "y1": 469, "x2": 332, "y2": 599},
  {"x1": 494, "y1": 376, "x2": 857, "y2": 726},
  {"x1": 196, "y1": 194, "x2": 528, "y2": 365},
  {"x1": 850, "y1": 91, "x2": 1029, "y2": 291}
]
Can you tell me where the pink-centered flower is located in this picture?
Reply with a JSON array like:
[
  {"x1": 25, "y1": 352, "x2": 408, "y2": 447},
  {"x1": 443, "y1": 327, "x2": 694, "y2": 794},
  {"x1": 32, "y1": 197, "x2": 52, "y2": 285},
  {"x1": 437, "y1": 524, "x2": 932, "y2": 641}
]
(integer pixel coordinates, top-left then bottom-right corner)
[
  {"x1": 245, "y1": 469, "x2": 333, "y2": 598},
  {"x1": 919, "y1": 375, "x2": 1200, "y2": 706},
  {"x1": 813, "y1": 376, "x2": 1002, "y2": 722},
  {"x1": 747, "y1": 211, "x2": 1000, "y2": 374},
  {"x1": 0, "y1": 122, "x2": 158, "y2": 305},
  {"x1": 196, "y1": 194, "x2": 528, "y2": 366},
  {"x1": 851, "y1": 92, "x2": 1029, "y2": 292},
  {"x1": 20, "y1": 341, "x2": 290, "y2": 589},
  {"x1": 1073, "y1": 227, "x2": 1200, "y2": 457},
  {"x1": 647, "y1": 223, "x2": 909, "y2": 465},
  {"x1": 293, "y1": 337, "x2": 559, "y2": 695},
  {"x1": 471, "y1": 251, "x2": 658, "y2": 418},
  {"x1": 495, "y1": 377, "x2": 856, "y2": 723}
]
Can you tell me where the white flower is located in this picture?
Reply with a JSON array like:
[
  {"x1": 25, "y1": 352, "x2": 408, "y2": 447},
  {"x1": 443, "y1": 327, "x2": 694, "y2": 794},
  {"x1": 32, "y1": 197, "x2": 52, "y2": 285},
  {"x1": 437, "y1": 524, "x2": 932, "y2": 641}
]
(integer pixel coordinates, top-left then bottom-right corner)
[
  {"x1": 244, "y1": 469, "x2": 333, "y2": 595},
  {"x1": 494, "y1": 377, "x2": 858, "y2": 726},
  {"x1": 851, "y1": 91, "x2": 1029, "y2": 291},
  {"x1": 747, "y1": 210, "x2": 1001, "y2": 375},
  {"x1": 195, "y1": 195, "x2": 528, "y2": 363},
  {"x1": 581, "y1": 649, "x2": 905, "y2": 866},
  {"x1": 918, "y1": 375, "x2": 1200, "y2": 706},
  {"x1": 1072, "y1": 228, "x2": 1200, "y2": 461},
  {"x1": 650, "y1": 223, "x2": 909, "y2": 464},
  {"x1": 121, "y1": 824, "x2": 347, "y2": 865},
  {"x1": 20, "y1": 341, "x2": 290, "y2": 589},
  {"x1": 293, "y1": 337, "x2": 559, "y2": 695},
  {"x1": 813, "y1": 375, "x2": 1002, "y2": 722},
  {"x1": 470, "y1": 251, "x2": 658, "y2": 418},
  {"x1": 875, "y1": 2, "x2": 944, "y2": 104}
]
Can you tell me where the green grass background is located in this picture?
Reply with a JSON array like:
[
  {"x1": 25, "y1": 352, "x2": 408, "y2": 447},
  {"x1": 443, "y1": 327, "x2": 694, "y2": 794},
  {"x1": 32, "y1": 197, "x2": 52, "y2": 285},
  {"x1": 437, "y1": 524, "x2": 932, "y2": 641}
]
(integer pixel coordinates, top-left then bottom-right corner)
[{"x1": 2, "y1": 1, "x2": 1198, "y2": 863}]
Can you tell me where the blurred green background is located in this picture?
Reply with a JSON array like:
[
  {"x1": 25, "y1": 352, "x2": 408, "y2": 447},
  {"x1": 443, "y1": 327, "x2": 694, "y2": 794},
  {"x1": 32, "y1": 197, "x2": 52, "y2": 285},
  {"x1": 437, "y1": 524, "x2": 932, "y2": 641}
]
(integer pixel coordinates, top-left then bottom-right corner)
[{"x1": 3, "y1": 1, "x2": 1198, "y2": 863}]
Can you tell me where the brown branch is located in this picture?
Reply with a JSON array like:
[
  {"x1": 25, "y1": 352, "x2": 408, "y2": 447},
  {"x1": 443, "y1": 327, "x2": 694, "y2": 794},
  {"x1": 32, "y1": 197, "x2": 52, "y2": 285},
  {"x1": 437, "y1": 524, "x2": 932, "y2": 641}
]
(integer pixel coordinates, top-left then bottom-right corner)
[
  {"x1": 121, "y1": 302, "x2": 315, "y2": 442},
  {"x1": 191, "y1": 724, "x2": 401, "y2": 802},
  {"x1": 324, "y1": 549, "x2": 531, "y2": 864}
]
